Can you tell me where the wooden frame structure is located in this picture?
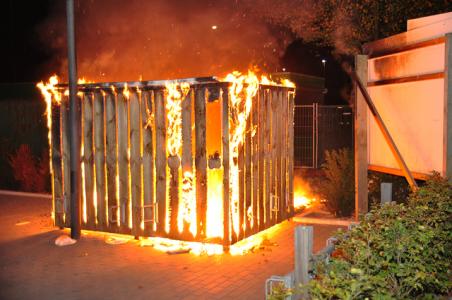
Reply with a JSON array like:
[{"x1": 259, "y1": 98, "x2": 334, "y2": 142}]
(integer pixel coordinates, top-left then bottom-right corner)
[{"x1": 48, "y1": 78, "x2": 295, "y2": 248}]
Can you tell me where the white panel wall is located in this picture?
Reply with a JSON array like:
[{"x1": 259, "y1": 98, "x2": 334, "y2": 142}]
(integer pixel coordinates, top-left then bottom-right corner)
[{"x1": 367, "y1": 79, "x2": 445, "y2": 175}]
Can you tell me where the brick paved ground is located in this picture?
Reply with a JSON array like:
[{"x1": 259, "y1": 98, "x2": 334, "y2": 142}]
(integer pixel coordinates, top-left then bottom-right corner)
[{"x1": 0, "y1": 193, "x2": 344, "y2": 300}]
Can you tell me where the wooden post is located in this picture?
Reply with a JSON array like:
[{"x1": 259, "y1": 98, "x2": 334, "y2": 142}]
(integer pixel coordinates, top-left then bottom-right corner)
[
  {"x1": 294, "y1": 225, "x2": 313, "y2": 297},
  {"x1": 51, "y1": 101, "x2": 64, "y2": 228},
  {"x1": 252, "y1": 89, "x2": 259, "y2": 233},
  {"x1": 105, "y1": 90, "x2": 118, "y2": 231},
  {"x1": 222, "y1": 87, "x2": 230, "y2": 249},
  {"x1": 288, "y1": 90, "x2": 295, "y2": 217},
  {"x1": 258, "y1": 87, "x2": 265, "y2": 231},
  {"x1": 130, "y1": 90, "x2": 142, "y2": 236},
  {"x1": 264, "y1": 89, "x2": 272, "y2": 228},
  {"x1": 117, "y1": 91, "x2": 130, "y2": 233},
  {"x1": 444, "y1": 33, "x2": 452, "y2": 181},
  {"x1": 155, "y1": 90, "x2": 167, "y2": 234},
  {"x1": 61, "y1": 96, "x2": 71, "y2": 227},
  {"x1": 82, "y1": 92, "x2": 95, "y2": 229},
  {"x1": 195, "y1": 87, "x2": 207, "y2": 239},
  {"x1": 141, "y1": 90, "x2": 154, "y2": 236},
  {"x1": 280, "y1": 89, "x2": 287, "y2": 221},
  {"x1": 271, "y1": 90, "x2": 278, "y2": 225},
  {"x1": 354, "y1": 55, "x2": 369, "y2": 220},
  {"x1": 93, "y1": 91, "x2": 107, "y2": 230},
  {"x1": 245, "y1": 101, "x2": 252, "y2": 237},
  {"x1": 181, "y1": 89, "x2": 194, "y2": 238}
]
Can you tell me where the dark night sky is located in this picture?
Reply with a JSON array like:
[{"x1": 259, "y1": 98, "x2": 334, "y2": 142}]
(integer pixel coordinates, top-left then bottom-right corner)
[
  {"x1": 0, "y1": 0, "x2": 56, "y2": 83},
  {"x1": 0, "y1": 0, "x2": 348, "y2": 104}
]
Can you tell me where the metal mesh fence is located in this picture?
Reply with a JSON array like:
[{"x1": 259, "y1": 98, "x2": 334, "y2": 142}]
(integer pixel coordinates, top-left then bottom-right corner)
[{"x1": 294, "y1": 104, "x2": 353, "y2": 168}]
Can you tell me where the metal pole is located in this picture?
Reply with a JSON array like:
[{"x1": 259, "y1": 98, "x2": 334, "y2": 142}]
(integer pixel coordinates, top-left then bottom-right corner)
[{"x1": 66, "y1": 0, "x2": 81, "y2": 239}]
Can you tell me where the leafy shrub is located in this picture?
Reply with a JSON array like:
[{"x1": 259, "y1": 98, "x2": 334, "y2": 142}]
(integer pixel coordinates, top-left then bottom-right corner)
[
  {"x1": 318, "y1": 148, "x2": 354, "y2": 217},
  {"x1": 8, "y1": 144, "x2": 49, "y2": 192},
  {"x1": 305, "y1": 174, "x2": 452, "y2": 299}
]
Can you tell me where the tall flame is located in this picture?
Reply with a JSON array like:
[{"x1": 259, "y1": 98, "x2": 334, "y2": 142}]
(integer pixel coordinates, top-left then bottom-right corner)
[
  {"x1": 164, "y1": 82, "x2": 194, "y2": 235},
  {"x1": 224, "y1": 70, "x2": 259, "y2": 237},
  {"x1": 37, "y1": 75, "x2": 61, "y2": 222}
]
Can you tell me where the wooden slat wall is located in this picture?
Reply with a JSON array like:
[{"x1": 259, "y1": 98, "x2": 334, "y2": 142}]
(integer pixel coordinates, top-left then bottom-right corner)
[
  {"x1": 195, "y1": 87, "x2": 207, "y2": 239},
  {"x1": 252, "y1": 89, "x2": 259, "y2": 233},
  {"x1": 264, "y1": 89, "x2": 272, "y2": 227},
  {"x1": 154, "y1": 90, "x2": 166, "y2": 234},
  {"x1": 221, "y1": 87, "x2": 230, "y2": 248},
  {"x1": 141, "y1": 90, "x2": 155, "y2": 236},
  {"x1": 93, "y1": 91, "x2": 107, "y2": 230},
  {"x1": 280, "y1": 89, "x2": 287, "y2": 220},
  {"x1": 51, "y1": 83, "x2": 295, "y2": 245},
  {"x1": 82, "y1": 92, "x2": 96, "y2": 229},
  {"x1": 105, "y1": 90, "x2": 118, "y2": 231},
  {"x1": 60, "y1": 96, "x2": 71, "y2": 228},
  {"x1": 258, "y1": 88, "x2": 265, "y2": 231},
  {"x1": 181, "y1": 89, "x2": 194, "y2": 238},
  {"x1": 116, "y1": 92, "x2": 130, "y2": 233},
  {"x1": 129, "y1": 90, "x2": 142, "y2": 236},
  {"x1": 51, "y1": 101, "x2": 64, "y2": 228},
  {"x1": 288, "y1": 90, "x2": 295, "y2": 217},
  {"x1": 244, "y1": 105, "x2": 252, "y2": 237}
]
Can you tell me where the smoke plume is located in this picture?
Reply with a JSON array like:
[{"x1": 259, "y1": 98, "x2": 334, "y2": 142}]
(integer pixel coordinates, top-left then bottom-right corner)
[{"x1": 38, "y1": 0, "x2": 285, "y2": 82}]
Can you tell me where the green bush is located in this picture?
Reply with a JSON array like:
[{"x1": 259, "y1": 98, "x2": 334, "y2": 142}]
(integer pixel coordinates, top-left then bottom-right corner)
[
  {"x1": 318, "y1": 148, "x2": 354, "y2": 217},
  {"x1": 305, "y1": 173, "x2": 452, "y2": 299}
]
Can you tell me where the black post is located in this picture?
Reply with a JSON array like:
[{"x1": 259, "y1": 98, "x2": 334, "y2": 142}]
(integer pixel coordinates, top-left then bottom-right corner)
[{"x1": 66, "y1": 0, "x2": 81, "y2": 239}]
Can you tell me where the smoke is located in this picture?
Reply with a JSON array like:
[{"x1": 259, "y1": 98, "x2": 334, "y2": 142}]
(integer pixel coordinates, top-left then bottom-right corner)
[{"x1": 38, "y1": 0, "x2": 286, "y2": 82}]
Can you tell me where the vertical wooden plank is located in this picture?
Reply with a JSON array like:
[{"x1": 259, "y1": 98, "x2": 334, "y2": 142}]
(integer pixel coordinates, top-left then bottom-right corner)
[
  {"x1": 252, "y1": 88, "x2": 259, "y2": 233},
  {"x1": 354, "y1": 55, "x2": 368, "y2": 219},
  {"x1": 288, "y1": 90, "x2": 295, "y2": 217},
  {"x1": 221, "y1": 87, "x2": 230, "y2": 249},
  {"x1": 117, "y1": 91, "x2": 130, "y2": 232},
  {"x1": 181, "y1": 89, "x2": 194, "y2": 238},
  {"x1": 155, "y1": 89, "x2": 167, "y2": 234},
  {"x1": 60, "y1": 96, "x2": 71, "y2": 228},
  {"x1": 238, "y1": 135, "x2": 245, "y2": 240},
  {"x1": 244, "y1": 100, "x2": 252, "y2": 237},
  {"x1": 280, "y1": 89, "x2": 287, "y2": 221},
  {"x1": 142, "y1": 90, "x2": 154, "y2": 236},
  {"x1": 276, "y1": 89, "x2": 283, "y2": 223},
  {"x1": 264, "y1": 89, "x2": 271, "y2": 228},
  {"x1": 271, "y1": 89, "x2": 278, "y2": 225},
  {"x1": 258, "y1": 87, "x2": 265, "y2": 231},
  {"x1": 130, "y1": 90, "x2": 142, "y2": 236},
  {"x1": 82, "y1": 92, "x2": 95, "y2": 229},
  {"x1": 93, "y1": 91, "x2": 107, "y2": 230},
  {"x1": 51, "y1": 101, "x2": 64, "y2": 227},
  {"x1": 168, "y1": 156, "x2": 180, "y2": 237},
  {"x1": 105, "y1": 90, "x2": 118, "y2": 231},
  {"x1": 195, "y1": 87, "x2": 207, "y2": 239}
]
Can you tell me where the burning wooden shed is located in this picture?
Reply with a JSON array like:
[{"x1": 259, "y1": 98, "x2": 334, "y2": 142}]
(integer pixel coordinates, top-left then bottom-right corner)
[{"x1": 39, "y1": 72, "x2": 295, "y2": 250}]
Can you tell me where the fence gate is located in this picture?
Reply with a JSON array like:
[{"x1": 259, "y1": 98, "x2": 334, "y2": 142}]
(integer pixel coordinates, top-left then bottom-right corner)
[{"x1": 294, "y1": 104, "x2": 353, "y2": 168}]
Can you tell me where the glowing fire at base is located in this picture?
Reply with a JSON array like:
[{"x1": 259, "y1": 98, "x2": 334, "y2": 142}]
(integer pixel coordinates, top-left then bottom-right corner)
[{"x1": 293, "y1": 176, "x2": 316, "y2": 209}]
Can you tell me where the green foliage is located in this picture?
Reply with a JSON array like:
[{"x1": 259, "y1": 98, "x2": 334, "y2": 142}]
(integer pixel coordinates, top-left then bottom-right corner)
[
  {"x1": 305, "y1": 174, "x2": 452, "y2": 299},
  {"x1": 319, "y1": 148, "x2": 354, "y2": 217}
]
